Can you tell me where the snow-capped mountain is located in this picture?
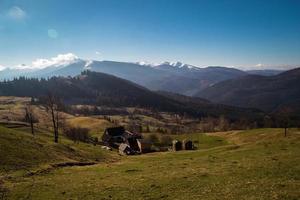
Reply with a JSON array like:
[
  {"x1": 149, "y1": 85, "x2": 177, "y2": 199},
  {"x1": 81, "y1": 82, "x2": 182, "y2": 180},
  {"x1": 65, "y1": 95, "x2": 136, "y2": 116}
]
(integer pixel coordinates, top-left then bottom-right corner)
[
  {"x1": 159, "y1": 61, "x2": 197, "y2": 69},
  {"x1": 0, "y1": 53, "x2": 287, "y2": 96},
  {"x1": 153, "y1": 61, "x2": 199, "y2": 72}
]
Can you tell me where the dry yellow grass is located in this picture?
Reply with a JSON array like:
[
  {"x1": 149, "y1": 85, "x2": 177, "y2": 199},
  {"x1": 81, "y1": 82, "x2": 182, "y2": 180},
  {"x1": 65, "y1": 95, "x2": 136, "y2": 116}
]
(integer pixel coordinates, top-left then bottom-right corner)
[{"x1": 66, "y1": 116, "x2": 113, "y2": 137}]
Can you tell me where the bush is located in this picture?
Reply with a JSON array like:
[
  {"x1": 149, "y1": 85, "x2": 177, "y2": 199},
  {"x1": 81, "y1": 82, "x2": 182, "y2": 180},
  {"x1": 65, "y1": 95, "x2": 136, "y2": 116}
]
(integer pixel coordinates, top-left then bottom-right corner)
[
  {"x1": 64, "y1": 127, "x2": 90, "y2": 143},
  {"x1": 160, "y1": 135, "x2": 173, "y2": 146},
  {"x1": 146, "y1": 133, "x2": 159, "y2": 144}
]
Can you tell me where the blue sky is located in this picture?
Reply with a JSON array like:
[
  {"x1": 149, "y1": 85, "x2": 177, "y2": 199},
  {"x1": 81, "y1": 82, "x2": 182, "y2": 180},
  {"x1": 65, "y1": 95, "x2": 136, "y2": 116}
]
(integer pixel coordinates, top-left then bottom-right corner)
[{"x1": 0, "y1": 0, "x2": 300, "y2": 69}]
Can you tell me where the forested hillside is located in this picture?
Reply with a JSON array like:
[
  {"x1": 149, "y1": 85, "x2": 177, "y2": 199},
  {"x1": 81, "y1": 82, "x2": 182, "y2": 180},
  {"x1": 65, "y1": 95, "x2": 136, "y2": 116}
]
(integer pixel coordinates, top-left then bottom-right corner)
[{"x1": 0, "y1": 71, "x2": 264, "y2": 122}]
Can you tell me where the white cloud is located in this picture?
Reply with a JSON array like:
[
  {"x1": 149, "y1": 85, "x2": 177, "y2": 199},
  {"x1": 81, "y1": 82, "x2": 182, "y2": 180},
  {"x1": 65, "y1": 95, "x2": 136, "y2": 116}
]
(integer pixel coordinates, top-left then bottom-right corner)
[
  {"x1": 135, "y1": 61, "x2": 159, "y2": 67},
  {"x1": 135, "y1": 61, "x2": 160, "y2": 67},
  {"x1": 7, "y1": 6, "x2": 27, "y2": 20},
  {"x1": 32, "y1": 53, "x2": 79, "y2": 69},
  {"x1": 252, "y1": 63, "x2": 299, "y2": 70},
  {"x1": 0, "y1": 65, "x2": 6, "y2": 71},
  {"x1": 12, "y1": 53, "x2": 79, "y2": 70},
  {"x1": 95, "y1": 51, "x2": 101, "y2": 55},
  {"x1": 255, "y1": 63, "x2": 264, "y2": 68}
]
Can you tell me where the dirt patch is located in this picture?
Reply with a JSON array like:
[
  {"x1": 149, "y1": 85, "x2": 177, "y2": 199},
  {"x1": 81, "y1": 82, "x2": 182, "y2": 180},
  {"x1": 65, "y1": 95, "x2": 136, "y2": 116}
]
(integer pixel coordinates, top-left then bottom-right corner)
[
  {"x1": 51, "y1": 162, "x2": 96, "y2": 168},
  {"x1": 124, "y1": 169, "x2": 142, "y2": 173}
]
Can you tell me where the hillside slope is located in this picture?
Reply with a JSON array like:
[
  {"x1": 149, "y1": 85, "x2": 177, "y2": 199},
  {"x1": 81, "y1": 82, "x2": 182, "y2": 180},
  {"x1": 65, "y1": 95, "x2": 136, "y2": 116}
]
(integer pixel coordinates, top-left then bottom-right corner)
[
  {"x1": 0, "y1": 71, "x2": 181, "y2": 110},
  {"x1": 2, "y1": 128, "x2": 299, "y2": 199},
  {"x1": 0, "y1": 71, "x2": 264, "y2": 121},
  {"x1": 0, "y1": 125, "x2": 114, "y2": 174},
  {"x1": 196, "y1": 68, "x2": 300, "y2": 113}
]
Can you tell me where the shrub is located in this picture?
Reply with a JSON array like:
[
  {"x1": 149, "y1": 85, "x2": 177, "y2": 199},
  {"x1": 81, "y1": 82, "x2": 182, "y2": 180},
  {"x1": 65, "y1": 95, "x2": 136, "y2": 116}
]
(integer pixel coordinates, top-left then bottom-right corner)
[
  {"x1": 146, "y1": 133, "x2": 159, "y2": 144},
  {"x1": 160, "y1": 135, "x2": 173, "y2": 146},
  {"x1": 64, "y1": 127, "x2": 90, "y2": 143}
]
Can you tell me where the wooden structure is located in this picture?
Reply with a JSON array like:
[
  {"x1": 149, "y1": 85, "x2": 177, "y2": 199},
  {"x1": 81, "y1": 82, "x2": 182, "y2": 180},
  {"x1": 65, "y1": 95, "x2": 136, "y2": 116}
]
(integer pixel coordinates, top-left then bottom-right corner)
[
  {"x1": 172, "y1": 140, "x2": 182, "y2": 151},
  {"x1": 119, "y1": 143, "x2": 135, "y2": 155},
  {"x1": 137, "y1": 139, "x2": 152, "y2": 153},
  {"x1": 182, "y1": 140, "x2": 193, "y2": 150},
  {"x1": 102, "y1": 126, "x2": 142, "y2": 149}
]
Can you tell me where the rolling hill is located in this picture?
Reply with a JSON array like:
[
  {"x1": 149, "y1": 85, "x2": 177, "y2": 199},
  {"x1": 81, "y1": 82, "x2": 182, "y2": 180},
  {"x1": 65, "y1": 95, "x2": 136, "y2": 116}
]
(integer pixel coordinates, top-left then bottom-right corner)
[
  {"x1": 2, "y1": 126, "x2": 300, "y2": 199},
  {"x1": 0, "y1": 71, "x2": 263, "y2": 121},
  {"x1": 196, "y1": 68, "x2": 300, "y2": 113},
  {"x1": 246, "y1": 69, "x2": 284, "y2": 76}
]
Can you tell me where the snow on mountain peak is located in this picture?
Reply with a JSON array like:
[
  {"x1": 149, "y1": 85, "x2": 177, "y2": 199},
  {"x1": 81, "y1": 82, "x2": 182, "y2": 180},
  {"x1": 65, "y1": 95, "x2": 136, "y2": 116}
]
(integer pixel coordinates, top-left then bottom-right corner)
[
  {"x1": 154, "y1": 61, "x2": 198, "y2": 70},
  {"x1": 119, "y1": 60, "x2": 199, "y2": 71},
  {"x1": 170, "y1": 61, "x2": 184, "y2": 67},
  {"x1": 84, "y1": 60, "x2": 94, "y2": 69}
]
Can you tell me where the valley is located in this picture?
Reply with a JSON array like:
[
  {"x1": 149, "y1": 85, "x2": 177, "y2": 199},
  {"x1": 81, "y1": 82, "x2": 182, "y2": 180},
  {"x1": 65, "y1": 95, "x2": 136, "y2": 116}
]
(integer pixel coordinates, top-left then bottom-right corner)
[
  {"x1": 1, "y1": 1, "x2": 300, "y2": 199},
  {"x1": 0, "y1": 66, "x2": 299, "y2": 200},
  {"x1": 0, "y1": 96, "x2": 299, "y2": 200}
]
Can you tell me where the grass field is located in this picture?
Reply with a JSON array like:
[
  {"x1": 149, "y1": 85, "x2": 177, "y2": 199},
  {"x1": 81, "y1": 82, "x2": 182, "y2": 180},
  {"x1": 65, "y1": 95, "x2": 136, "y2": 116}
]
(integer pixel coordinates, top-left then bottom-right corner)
[
  {"x1": 0, "y1": 96, "x2": 199, "y2": 139},
  {"x1": 1, "y1": 125, "x2": 299, "y2": 200},
  {"x1": 66, "y1": 116, "x2": 113, "y2": 137},
  {"x1": 0, "y1": 125, "x2": 117, "y2": 175}
]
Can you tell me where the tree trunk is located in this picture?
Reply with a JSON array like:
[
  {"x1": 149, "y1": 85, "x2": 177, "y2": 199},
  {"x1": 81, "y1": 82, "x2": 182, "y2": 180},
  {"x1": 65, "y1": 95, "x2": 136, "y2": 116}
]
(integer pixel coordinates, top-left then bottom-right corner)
[
  {"x1": 30, "y1": 120, "x2": 34, "y2": 135},
  {"x1": 54, "y1": 129, "x2": 58, "y2": 143},
  {"x1": 55, "y1": 110, "x2": 59, "y2": 143},
  {"x1": 50, "y1": 106, "x2": 58, "y2": 143},
  {"x1": 30, "y1": 115, "x2": 34, "y2": 135},
  {"x1": 284, "y1": 127, "x2": 287, "y2": 137}
]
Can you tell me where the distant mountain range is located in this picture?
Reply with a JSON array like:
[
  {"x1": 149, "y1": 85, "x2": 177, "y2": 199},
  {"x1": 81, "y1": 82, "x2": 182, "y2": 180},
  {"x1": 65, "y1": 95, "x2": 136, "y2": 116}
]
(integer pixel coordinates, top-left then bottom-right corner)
[
  {"x1": 2, "y1": 58, "x2": 298, "y2": 122},
  {"x1": 0, "y1": 71, "x2": 263, "y2": 121},
  {"x1": 196, "y1": 68, "x2": 300, "y2": 114},
  {"x1": 1, "y1": 58, "x2": 300, "y2": 124},
  {"x1": 0, "y1": 59, "x2": 285, "y2": 96}
]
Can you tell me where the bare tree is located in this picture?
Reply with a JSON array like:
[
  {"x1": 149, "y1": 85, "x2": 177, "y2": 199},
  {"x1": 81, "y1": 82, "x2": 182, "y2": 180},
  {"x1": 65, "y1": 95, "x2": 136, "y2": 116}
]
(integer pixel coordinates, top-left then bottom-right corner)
[
  {"x1": 45, "y1": 93, "x2": 62, "y2": 143},
  {"x1": 24, "y1": 105, "x2": 37, "y2": 135},
  {"x1": 276, "y1": 107, "x2": 292, "y2": 137},
  {"x1": 218, "y1": 115, "x2": 229, "y2": 131}
]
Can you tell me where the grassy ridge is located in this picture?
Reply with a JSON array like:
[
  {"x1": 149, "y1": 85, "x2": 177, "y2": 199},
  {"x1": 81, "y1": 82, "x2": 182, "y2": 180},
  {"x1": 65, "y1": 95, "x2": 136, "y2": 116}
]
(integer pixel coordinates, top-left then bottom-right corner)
[
  {"x1": 1, "y1": 127, "x2": 299, "y2": 199},
  {"x1": 0, "y1": 125, "x2": 115, "y2": 175}
]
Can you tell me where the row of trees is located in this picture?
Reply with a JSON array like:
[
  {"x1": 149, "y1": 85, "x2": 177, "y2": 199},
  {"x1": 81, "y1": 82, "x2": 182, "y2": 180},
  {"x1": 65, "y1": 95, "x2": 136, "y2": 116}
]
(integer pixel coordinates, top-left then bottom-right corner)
[{"x1": 24, "y1": 93, "x2": 297, "y2": 143}]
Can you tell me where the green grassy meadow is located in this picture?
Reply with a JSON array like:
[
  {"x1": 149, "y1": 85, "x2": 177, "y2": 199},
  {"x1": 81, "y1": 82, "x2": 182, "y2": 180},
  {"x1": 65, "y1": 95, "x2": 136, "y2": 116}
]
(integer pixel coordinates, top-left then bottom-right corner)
[{"x1": 0, "y1": 125, "x2": 299, "y2": 200}]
